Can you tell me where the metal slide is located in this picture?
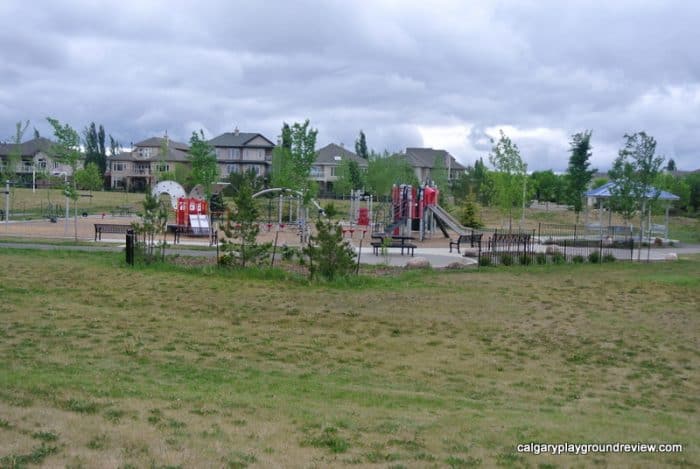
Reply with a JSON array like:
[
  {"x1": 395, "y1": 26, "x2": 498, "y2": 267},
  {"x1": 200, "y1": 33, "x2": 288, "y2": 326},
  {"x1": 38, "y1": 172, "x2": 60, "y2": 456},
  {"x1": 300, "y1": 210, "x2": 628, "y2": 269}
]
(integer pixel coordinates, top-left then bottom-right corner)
[{"x1": 425, "y1": 204, "x2": 469, "y2": 236}]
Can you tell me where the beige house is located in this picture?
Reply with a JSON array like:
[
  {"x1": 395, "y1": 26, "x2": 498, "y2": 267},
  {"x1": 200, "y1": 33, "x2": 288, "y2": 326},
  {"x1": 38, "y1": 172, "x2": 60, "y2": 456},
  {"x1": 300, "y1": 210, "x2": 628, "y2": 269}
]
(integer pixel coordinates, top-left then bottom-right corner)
[
  {"x1": 209, "y1": 128, "x2": 275, "y2": 178},
  {"x1": 0, "y1": 137, "x2": 75, "y2": 185},
  {"x1": 311, "y1": 143, "x2": 368, "y2": 194},
  {"x1": 403, "y1": 147, "x2": 466, "y2": 184},
  {"x1": 106, "y1": 136, "x2": 190, "y2": 191}
]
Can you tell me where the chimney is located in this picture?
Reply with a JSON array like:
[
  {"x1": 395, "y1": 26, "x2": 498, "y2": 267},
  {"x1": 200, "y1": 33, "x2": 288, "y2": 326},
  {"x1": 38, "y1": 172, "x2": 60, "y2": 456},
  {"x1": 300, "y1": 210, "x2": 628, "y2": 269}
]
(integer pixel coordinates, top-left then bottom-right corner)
[{"x1": 234, "y1": 126, "x2": 240, "y2": 136}]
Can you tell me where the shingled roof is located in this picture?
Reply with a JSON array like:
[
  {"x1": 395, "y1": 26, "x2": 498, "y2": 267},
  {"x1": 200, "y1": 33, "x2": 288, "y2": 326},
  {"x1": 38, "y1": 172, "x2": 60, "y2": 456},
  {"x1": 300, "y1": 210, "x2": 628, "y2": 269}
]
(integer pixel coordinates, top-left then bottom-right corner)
[
  {"x1": 134, "y1": 137, "x2": 189, "y2": 152},
  {"x1": 208, "y1": 132, "x2": 274, "y2": 147},
  {"x1": 108, "y1": 136, "x2": 191, "y2": 162},
  {"x1": 404, "y1": 147, "x2": 466, "y2": 171},
  {"x1": 0, "y1": 137, "x2": 54, "y2": 157},
  {"x1": 314, "y1": 143, "x2": 368, "y2": 166}
]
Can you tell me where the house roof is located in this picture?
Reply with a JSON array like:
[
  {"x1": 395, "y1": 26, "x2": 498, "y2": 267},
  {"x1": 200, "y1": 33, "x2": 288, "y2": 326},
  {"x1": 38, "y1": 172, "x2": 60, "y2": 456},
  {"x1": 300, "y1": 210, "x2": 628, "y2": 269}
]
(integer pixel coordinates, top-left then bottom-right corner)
[
  {"x1": 404, "y1": 147, "x2": 466, "y2": 171},
  {"x1": 0, "y1": 137, "x2": 54, "y2": 157},
  {"x1": 108, "y1": 136, "x2": 191, "y2": 162},
  {"x1": 134, "y1": 137, "x2": 189, "y2": 151},
  {"x1": 314, "y1": 143, "x2": 368, "y2": 166},
  {"x1": 585, "y1": 181, "x2": 680, "y2": 201},
  {"x1": 208, "y1": 132, "x2": 274, "y2": 148}
]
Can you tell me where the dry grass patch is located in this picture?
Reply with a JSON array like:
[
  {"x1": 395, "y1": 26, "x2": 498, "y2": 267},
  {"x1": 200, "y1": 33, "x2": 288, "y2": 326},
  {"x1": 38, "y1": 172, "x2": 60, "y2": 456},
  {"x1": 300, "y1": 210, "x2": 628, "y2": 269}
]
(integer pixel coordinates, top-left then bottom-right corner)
[{"x1": 0, "y1": 248, "x2": 698, "y2": 467}]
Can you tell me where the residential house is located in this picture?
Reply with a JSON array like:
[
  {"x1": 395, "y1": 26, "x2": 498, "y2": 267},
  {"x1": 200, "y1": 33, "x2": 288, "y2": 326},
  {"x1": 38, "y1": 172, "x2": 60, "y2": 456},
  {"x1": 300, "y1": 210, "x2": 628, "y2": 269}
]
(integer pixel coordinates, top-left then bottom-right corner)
[
  {"x1": 106, "y1": 136, "x2": 190, "y2": 190},
  {"x1": 208, "y1": 128, "x2": 275, "y2": 179},
  {"x1": 0, "y1": 137, "x2": 75, "y2": 185},
  {"x1": 403, "y1": 147, "x2": 466, "y2": 185},
  {"x1": 312, "y1": 143, "x2": 368, "y2": 194}
]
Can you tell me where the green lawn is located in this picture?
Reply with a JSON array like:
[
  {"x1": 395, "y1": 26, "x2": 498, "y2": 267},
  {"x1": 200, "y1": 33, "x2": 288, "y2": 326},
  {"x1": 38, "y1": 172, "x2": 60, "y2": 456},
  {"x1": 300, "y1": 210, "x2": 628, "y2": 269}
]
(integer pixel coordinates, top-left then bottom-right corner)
[{"x1": 0, "y1": 250, "x2": 698, "y2": 467}]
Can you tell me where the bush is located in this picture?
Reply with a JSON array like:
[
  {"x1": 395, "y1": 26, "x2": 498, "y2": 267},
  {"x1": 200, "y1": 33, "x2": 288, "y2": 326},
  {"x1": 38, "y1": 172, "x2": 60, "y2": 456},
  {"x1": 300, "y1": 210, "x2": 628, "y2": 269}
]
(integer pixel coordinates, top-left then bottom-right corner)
[
  {"x1": 602, "y1": 253, "x2": 616, "y2": 263},
  {"x1": 572, "y1": 255, "x2": 585, "y2": 264},
  {"x1": 303, "y1": 218, "x2": 357, "y2": 280},
  {"x1": 519, "y1": 254, "x2": 532, "y2": 265},
  {"x1": 588, "y1": 251, "x2": 600, "y2": 263},
  {"x1": 535, "y1": 252, "x2": 547, "y2": 265},
  {"x1": 456, "y1": 195, "x2": 484, "y2": 228},
  {"x1": 500, "y1": 253, "x2": 513, "y2": 266},
  {"x1": 551, "y1": 253, "x2": 566, "y2": 264},
  {"x1": 478, "y1": 256, "x2": 492, "y2": 267}
]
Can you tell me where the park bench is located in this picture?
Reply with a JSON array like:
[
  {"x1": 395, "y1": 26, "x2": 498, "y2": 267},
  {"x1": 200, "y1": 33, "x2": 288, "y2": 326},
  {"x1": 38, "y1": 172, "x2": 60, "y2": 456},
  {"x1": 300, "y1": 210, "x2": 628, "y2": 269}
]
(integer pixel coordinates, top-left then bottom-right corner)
[
  {"x1": 449, "y1": 232, "x2": 483, "y2": 253},
  {"x1": 370, "y1": 234, "x2": 416, "y2": 256},
  {"x1": 94, "y1": 223, "x2": 132, "y2": 241},
  {"x1": 110, "y1": 206, "x2": 133, "y2": 216}
]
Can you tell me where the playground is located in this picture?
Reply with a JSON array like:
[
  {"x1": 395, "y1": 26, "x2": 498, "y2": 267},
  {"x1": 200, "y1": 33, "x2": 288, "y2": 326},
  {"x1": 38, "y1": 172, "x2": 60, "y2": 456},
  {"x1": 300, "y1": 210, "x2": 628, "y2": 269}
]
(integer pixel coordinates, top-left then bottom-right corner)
[{"x1": 1, "y1": 181, "x2": 695, "y2": 267}]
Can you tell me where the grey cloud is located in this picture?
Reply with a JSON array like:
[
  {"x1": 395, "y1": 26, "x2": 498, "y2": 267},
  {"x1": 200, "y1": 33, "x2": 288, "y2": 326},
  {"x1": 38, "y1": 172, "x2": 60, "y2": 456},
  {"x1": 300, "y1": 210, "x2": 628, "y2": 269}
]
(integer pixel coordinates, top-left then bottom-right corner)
[{"x1": 1, "y1": 0, "x2": 699, "y2": 171}]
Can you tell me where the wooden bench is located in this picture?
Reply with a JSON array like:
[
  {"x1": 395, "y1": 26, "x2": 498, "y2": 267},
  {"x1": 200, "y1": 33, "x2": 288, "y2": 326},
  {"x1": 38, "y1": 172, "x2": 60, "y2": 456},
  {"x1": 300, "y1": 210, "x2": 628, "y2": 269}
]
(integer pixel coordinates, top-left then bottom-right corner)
[
  {"x1": 94, "y1": 223, "x2": 132, "y2": 240},
  {"x1": 449, "y1": 233, "x2": 483, "y2": 253},
  {"x1": 370, "y1": 235, "x2": 416, "y2": 256}
]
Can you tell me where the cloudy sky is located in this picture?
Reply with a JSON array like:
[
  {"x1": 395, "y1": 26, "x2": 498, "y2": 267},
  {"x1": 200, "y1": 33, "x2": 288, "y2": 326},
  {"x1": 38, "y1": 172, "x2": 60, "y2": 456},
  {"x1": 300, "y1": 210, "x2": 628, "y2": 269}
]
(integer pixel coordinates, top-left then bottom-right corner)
[{"x1": 1, "y1": 0, "x2": 698, "y2": 171}]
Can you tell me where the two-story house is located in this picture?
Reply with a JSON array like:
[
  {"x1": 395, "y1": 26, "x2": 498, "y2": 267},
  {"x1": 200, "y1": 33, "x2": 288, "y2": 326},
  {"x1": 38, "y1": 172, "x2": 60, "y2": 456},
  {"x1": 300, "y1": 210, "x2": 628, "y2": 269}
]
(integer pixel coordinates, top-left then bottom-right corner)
[
  {"x1": 106, "y1": 136, "x2": 190, "y2": 190},
  {"x1": 0, "y1": 137, "x2": 75, "y2": 185},
  {"x1": 208, "y1": 128, "x2": 275, "y2": 179},
  {"x1": 403, "y1": 147, "x2": 466, "y2": 184},
  {"x1": 312, "y1": 143, "x2": 368, "y2": 194}
]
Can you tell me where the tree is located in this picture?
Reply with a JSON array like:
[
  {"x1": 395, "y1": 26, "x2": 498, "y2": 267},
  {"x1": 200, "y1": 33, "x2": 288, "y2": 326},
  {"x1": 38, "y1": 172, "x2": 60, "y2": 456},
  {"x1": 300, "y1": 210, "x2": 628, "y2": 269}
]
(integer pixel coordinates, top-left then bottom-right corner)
[
  {"x1": 131, "y1": 191, "x2": 169, "y2": 263},
  {"x1": 270, "y1": 120, "x2": 318, "y2": 198},
  {"x1": 530, "y1": 170, "x2": 563, "y2": 209},
  {"x1": 566, "y1": 130, "x2": 596, "y2": 223},
  {"x1": 666, "y1": 158, "x2": 676, "y2": 172},
  {"x1": 333, "y1": 158, "x2": 364, "y2": 195},
  {"x1": 188, "y1": 130, "x2": 219, "y2": 200},
  {"x1": 83, "y1": 122, "x2": 107, "y2": 179},
  {"x1": 75, "y1": 162, "x2": 103, "y2": 191},
  {"x1": 109, "y1": 135, "x2": 121, "y2": 157},
  {"x1": 609, "y1": 132, "x2": 665, "y2": 250},
  {"x1": 220, "y1": 179, "x2": 271, "y2": 268},
  {"x1": 431, "y1": 154, "x2": 450, "y2": 205},
  {"x1": 365, "y1": 151, "x2": 418, "y2": 199},
  {"x1": 355, "y1": 130, "x2": 369, "y2": 160},
  {"x1": 685, "y1": 172, "x2": 700, "y2": 213},
  {"x1": 224, "y1": 168, "x2": 265, "y2": 197},
  {"x1": 303, "y1": 217, "x2": 356, "y2": 280},
  {"x1": 47, "y1": 117, "x2": 82, "y2": 240},
  {"x1": 488, "y1": 130, "x2": 527, "y2": 230}
]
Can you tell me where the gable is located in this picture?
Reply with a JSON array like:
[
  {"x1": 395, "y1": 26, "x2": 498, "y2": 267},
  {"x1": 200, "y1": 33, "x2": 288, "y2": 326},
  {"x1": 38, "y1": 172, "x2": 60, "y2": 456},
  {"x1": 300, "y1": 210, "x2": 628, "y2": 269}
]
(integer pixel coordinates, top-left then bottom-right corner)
[{"x1": 245, "y1": 135, "x2": 274, "y2": 147}]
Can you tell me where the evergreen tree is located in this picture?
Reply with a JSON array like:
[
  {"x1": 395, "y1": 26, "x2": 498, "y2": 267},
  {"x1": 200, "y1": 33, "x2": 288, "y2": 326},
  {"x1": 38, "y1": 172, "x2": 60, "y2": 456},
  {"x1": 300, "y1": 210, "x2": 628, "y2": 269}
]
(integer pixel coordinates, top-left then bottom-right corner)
[
  {"x1": 220, "y1": 180, "x2": 271, "y2": 268},
  {"x1": 566, "y1": 130, "x2": 596, "y2": 222},
  {"x1": 355, "y1": 130, "x2": 369, "y2": 159},
  {"x1": 303, "y1": 217, "x2": 356, "y2": 280}
]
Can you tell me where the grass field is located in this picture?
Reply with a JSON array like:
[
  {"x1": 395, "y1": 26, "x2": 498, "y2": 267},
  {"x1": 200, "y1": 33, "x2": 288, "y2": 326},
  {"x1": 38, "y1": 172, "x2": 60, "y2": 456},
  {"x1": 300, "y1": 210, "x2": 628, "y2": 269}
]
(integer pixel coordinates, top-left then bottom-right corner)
[{"x1": 0, "y1": 250, "x2": 698, "y2": 467}]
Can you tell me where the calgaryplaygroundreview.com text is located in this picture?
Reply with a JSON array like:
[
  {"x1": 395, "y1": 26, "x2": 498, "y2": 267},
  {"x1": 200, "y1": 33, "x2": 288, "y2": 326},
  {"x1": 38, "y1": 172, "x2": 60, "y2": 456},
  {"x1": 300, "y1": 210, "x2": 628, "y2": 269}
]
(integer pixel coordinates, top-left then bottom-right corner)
[{"x1": 517, "y1": 442, "x2": 684, "y2": 456}]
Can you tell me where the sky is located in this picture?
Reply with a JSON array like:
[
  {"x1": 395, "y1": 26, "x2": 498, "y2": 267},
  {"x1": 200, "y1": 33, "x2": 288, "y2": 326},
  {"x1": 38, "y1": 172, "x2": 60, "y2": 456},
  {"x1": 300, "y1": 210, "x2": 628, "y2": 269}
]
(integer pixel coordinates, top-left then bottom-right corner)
[{"x1": 1, "y1": 0, "x2": 699, "y2": 171}]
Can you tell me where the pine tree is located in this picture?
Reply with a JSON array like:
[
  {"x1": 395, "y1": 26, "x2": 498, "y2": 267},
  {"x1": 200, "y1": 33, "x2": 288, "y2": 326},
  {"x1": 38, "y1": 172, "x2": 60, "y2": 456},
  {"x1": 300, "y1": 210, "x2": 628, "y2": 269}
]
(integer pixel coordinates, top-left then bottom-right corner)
[
  {"x1": 566, "y1": 131, "x2": 596, "y2": 223},
  {"x1": 355, "y1": 130, "x2": 368, "y2": 160}
]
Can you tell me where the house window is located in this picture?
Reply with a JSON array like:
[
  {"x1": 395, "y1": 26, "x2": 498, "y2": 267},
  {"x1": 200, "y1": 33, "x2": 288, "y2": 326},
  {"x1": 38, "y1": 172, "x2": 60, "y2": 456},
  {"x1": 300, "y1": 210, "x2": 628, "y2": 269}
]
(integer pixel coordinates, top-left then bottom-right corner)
[
  {"x1": 330, "y1": 166, "x2": 337, "y2": 177},
  {"x1": 156, "y1": 163, "x2": 169, "y2": 172},
  {"x1": 53, "y1": 161, "x2": 60, "y2": 169},
  {"x1": 138, "y1": 147, "x2": 153, "y2": 158},
  {"x1": 113, "y1": 162, "x2": 125, "y2": 172},
  {"x1": 243, "y1": 148, "x2": 264, "y2": 161},
  {"x1": 310, "y1": 166, "x2": 323, "y2": 178},
  {"x1": 37, "y1": 159, "x2": 47, "y2": 169},
  {"x1": 227, "y1": 164, "x2": 239, "y2": 174}
]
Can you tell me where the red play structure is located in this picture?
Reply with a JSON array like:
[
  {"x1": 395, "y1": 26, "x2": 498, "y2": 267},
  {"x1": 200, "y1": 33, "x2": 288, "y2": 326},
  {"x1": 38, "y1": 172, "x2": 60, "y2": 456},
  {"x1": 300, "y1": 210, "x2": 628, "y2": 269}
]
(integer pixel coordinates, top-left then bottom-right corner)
[{"x1": 390, "y1": 184, "x2": 470, "y2": 240}]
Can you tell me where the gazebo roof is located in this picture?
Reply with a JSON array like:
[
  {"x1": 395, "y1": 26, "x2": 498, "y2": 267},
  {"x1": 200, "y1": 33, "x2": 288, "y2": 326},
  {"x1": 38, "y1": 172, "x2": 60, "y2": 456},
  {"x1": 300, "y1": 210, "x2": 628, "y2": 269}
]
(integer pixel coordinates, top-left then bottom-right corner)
[{"x1": 585, "y1": 181, "x2": 680, "y2": 201}]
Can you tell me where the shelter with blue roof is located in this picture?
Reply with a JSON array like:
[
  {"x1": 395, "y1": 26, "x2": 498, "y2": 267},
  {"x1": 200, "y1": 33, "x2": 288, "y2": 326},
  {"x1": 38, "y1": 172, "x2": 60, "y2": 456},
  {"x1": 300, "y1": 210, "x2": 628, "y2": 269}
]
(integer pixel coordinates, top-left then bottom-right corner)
[{"x1": 584, "y1": 181, "x2": 680, "y2": 240}]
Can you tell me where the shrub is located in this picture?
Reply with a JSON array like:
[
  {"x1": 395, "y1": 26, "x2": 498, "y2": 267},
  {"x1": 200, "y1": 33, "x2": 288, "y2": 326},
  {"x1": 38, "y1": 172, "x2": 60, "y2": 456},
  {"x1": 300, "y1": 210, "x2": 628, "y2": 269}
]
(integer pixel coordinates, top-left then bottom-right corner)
[
  {"x1": 602, "y1": 253, "x2": 617, "y2": 263},
  {"x1": 303, "y1": 218, "x2": 357, "y2": 280},
  {"x1": 551, "y1": 253, "x2": 566, "y2": 264},
  {"x1": 500, "y1": 253, "x2": 513, "y2": 266},
  {"x1": 519, "y1": 254, "x2": 532, "y2": 265},
  {"x1": 457, "y1": 195, "x2": 484, "y2": 228},
  {"x1": 588, "y1": 251, "x2": 600, "y2": 263},
  {"x1": 535, "y1": 252, "x2": 547, "y2": 265},
  {"x1": 572, "y1": 255, "x2": 585, "y2": 264},
  {"x1": 478, "y1": 256, "x2": 492, "y2": 267}
]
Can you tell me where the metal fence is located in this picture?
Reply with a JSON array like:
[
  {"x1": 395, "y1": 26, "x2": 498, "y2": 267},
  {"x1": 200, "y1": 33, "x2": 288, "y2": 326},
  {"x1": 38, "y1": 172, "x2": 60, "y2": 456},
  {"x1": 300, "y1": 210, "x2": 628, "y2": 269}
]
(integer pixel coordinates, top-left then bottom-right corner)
[{"x1": 471, "y1": 224, "x2": 639, "y2": 266}]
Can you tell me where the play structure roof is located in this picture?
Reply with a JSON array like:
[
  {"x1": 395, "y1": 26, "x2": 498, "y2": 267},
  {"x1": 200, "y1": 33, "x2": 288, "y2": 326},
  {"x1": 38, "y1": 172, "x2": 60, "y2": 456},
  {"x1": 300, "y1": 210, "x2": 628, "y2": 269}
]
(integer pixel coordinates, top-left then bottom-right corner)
[{"x1": 585, "y1": 181, "x2": 680, "y2": 201}]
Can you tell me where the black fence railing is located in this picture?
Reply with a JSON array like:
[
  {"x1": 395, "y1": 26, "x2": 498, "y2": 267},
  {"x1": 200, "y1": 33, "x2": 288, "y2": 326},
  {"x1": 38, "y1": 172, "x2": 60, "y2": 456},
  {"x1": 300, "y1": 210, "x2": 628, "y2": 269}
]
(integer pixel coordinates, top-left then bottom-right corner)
[{"x1": 469, "y1": 224, "x2": 639, "y2": 266}]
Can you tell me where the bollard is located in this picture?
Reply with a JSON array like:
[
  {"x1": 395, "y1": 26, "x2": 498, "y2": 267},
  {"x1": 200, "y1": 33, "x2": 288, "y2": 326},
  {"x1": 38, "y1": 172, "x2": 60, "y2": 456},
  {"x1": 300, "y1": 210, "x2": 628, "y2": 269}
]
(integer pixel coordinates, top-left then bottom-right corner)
[{"x1": 126, "y1": 229, "x2": 135, "y2": 266}]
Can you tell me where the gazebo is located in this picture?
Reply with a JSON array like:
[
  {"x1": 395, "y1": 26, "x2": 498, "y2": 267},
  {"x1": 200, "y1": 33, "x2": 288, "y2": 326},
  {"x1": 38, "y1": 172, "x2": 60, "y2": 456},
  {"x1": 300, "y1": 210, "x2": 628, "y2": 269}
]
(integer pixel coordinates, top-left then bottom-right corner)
[{"x1": 584, "y1": 181, "x2": 680, "y2": 240}]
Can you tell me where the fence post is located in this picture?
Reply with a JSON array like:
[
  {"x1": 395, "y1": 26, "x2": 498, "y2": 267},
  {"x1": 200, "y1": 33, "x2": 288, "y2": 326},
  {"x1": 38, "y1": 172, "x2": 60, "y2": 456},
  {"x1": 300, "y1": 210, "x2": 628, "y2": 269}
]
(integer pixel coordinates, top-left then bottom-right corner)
[
  {"x1": 126, "y1": 229, "x2": 135, "y2": 266},
  {"x1": 574, "y1": 224, "x2": 577, "y2": 241}
]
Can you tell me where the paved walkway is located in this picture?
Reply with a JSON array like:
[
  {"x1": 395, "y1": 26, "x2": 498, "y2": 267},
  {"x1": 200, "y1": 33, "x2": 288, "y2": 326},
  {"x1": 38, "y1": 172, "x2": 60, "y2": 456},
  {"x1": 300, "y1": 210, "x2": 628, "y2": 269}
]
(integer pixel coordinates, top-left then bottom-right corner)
[{"x1": 1, "y1": 240, "x2": 699, "y2": 268}]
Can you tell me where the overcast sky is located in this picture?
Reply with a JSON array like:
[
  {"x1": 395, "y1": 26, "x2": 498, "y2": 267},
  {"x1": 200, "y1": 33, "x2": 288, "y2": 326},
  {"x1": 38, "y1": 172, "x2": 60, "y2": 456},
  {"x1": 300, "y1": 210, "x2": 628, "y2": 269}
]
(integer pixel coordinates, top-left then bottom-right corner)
[{"x1": 1, "y1": 0, "x2": 698, "y2": 171}]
